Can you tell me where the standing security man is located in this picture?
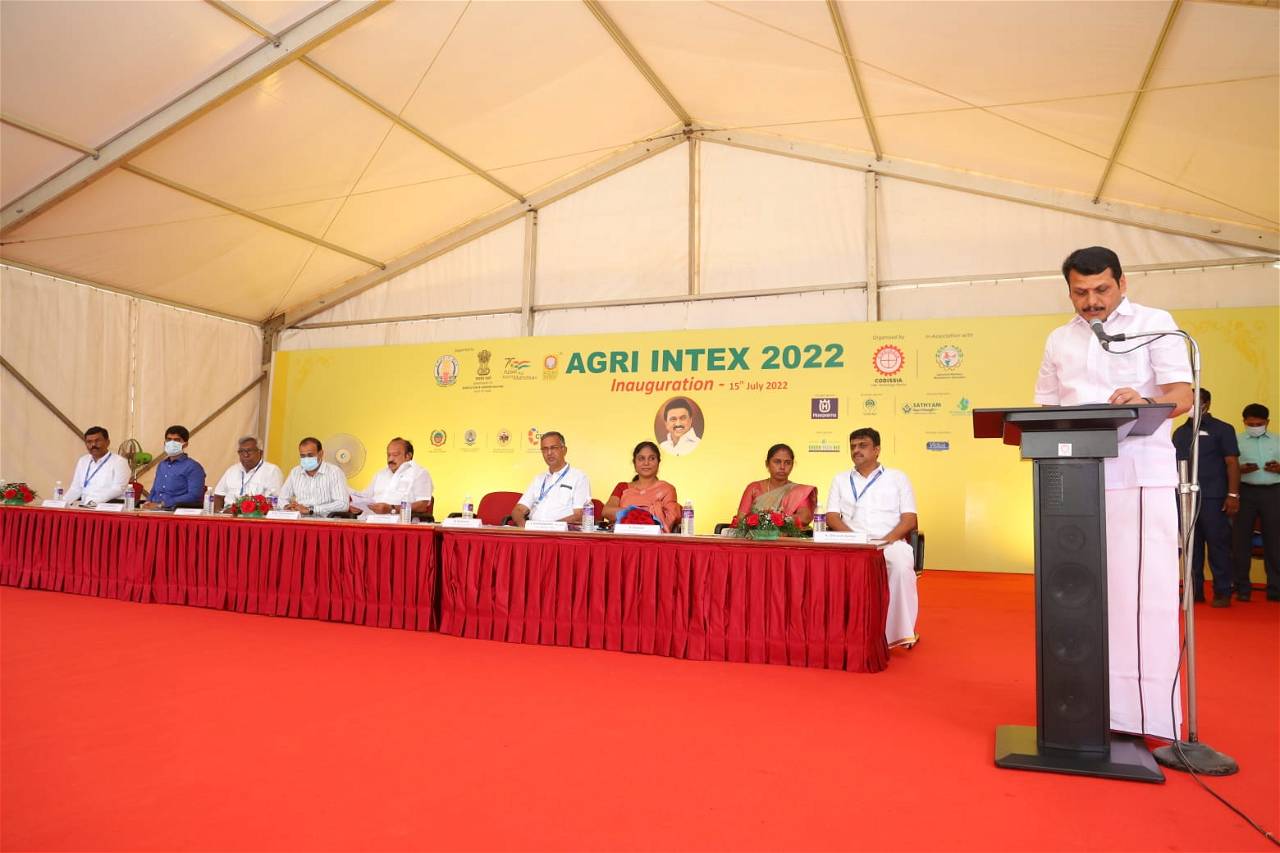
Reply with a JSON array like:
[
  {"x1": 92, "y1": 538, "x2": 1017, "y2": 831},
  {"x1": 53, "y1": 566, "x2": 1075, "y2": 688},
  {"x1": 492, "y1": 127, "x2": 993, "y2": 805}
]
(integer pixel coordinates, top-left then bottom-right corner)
[{"x1": 1172, "y1": 389, "x2": 1240, "y2": 607}]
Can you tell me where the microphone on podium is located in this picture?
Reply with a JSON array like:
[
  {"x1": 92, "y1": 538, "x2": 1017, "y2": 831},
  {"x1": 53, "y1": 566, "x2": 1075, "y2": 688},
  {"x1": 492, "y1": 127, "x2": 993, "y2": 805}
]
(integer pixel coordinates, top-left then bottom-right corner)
[{"x1": 1089, "y1": 319, "x2": 1126, "y2": 350}]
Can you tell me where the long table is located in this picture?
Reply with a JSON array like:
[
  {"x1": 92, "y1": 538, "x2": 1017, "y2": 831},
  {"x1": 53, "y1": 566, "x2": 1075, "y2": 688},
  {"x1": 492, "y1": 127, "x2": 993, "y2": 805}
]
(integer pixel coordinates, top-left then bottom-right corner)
[
  {"x1": 0, "y1": 506, "x2": 436, "y2": 631},
  {"x1": 439, "y1": 527, "x2": 890, "y2": 673},
  {"x1": 1, "y1": 506, "x2": 890, "y2": 672}
]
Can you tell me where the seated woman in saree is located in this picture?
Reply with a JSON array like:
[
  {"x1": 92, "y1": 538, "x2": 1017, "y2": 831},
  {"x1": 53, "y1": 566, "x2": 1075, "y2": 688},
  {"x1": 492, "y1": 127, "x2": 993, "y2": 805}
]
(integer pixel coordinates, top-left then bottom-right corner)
[
  {"x1": 735, "y1": 443, "x2": 817, "y2": 528},
  {"x1": 602, "y1": 441, "x2": 682, "y2": 531}
]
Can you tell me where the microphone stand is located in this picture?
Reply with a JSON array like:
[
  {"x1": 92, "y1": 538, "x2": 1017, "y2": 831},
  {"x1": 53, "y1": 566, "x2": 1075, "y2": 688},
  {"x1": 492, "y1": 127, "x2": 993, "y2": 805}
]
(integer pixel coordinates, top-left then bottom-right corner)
[{"x1": 1102, "y1": 328, "x2": 1238, "y2": 775}]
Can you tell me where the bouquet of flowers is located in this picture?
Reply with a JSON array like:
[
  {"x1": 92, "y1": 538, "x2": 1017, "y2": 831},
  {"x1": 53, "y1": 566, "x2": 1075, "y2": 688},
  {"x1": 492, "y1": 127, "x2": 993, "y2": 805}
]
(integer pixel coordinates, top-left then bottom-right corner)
[
  {"x1": 232, "y1": 494, "x2": 273, "y2": 518},
  {"x1": 732, "y1": 510, "x2": 803, "y2": 540},
  {"x1": 2, "y1": 482, "x2": 36, "y2": 505}
]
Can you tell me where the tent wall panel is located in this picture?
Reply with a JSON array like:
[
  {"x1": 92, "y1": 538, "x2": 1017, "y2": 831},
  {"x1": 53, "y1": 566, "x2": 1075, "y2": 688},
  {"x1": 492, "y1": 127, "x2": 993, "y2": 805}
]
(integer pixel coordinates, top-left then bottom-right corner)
[
  {"x1": 699, "y1": 143, "x2": 865, "y2": 294},
  {"x1": 279, "y1": 314, "x2": 522, "y2": 352},
  {"x1": 535, "y1": 144, "x2": 688, "y2": 305}
]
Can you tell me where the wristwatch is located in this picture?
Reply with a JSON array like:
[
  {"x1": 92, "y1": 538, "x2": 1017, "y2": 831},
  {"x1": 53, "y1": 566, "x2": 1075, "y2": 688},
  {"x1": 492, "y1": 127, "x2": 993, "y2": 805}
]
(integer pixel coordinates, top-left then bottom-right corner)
[{"x1": 1227, "y1": 493, "x2": 1240, "y2": 498}]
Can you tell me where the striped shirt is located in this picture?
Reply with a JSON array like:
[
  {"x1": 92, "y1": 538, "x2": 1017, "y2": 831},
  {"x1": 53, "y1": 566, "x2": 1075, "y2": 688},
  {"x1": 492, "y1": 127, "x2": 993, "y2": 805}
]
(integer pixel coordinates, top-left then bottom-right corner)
[{"x1": 279, "y1": 461, "x2": 350, "y2": 516}]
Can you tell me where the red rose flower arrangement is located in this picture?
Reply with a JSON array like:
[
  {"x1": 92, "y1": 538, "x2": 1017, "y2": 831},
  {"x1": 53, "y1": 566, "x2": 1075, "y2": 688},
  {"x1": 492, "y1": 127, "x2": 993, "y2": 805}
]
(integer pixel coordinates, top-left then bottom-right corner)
[
  {"x1": 2, "y1": 482, "x2": 36, "y2": 505},
  {"x1": 233, "y1": 494, "x2": 273, "y2": 518},
  {"x1": 732, "y1": 509, "x2": 800, "y2": 540}
]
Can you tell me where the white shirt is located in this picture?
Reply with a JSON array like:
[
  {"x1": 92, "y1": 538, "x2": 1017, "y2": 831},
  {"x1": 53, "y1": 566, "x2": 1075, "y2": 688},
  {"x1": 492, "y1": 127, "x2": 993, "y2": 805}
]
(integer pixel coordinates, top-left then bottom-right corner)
[
  {"x1": 351, "y1": 460, "x2": 434, "y2": 511},
  {"x1": 279, "y1": 461, "x2": 350, "y2": 516},
  {"x1": 212, "y1": 460, "x2": 284, "y2": 499},
  {"x1": 826, "y1": 465, "x2": 917, "y2": 539},
  {"x1": 64, "y1": 452, "x2": 131, "y2": 505},
  {"x1": 518, "y1": 464, "x2": 592, "y2": 522},
  {"x1": 659, "y1": 430, "x2": 701, "y2": 457},
  {"x1": 1034, "y1": 298, "x2": 1192, "y2": 489}
]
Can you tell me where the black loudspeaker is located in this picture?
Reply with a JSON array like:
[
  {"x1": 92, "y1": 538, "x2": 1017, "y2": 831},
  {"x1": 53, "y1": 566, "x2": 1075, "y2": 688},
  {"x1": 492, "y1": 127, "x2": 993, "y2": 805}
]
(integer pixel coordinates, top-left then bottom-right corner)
[{"x1": 1034, "y1": 460, "x2": 1109, "y2": 753}]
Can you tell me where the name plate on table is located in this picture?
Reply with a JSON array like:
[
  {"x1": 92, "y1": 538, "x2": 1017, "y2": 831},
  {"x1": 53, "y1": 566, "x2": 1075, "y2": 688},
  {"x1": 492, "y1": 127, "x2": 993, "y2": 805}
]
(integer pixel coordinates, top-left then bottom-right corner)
[
  {"x1": 814, "y1": 530, "x2": 869, "y2": 544},
  {"x1": 266, "y1": 510, "x2": 302, "y2": 520},
  {"x1": 41, "y1": 499, "x2": 68, "y2": 508},
  {"x1": 441, "y1": 517, "x2": 483, "y2": 528},
  {"x1": 525, "y1": 520, "x2": 568, "y2": 532},
  {"x1": 363, "y1": 514, "x2": 400, "y2": 524},
  {"x1": 613, "y1": 523, "x2": 663, "y2": 536},
  {"x1": 94, "y1": 503, "x2": 126, "y2": 513},
  {"x1": 174, "y1": 508, "x2": 204, "y2": 516}
]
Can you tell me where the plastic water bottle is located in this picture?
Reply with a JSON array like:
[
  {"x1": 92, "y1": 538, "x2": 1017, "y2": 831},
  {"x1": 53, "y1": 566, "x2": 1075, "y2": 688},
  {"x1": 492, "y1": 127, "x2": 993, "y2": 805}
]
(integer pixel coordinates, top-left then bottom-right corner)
[
  {"x1": 54, "y1": 480, "x2": 64, "y2": 501},
  {"x1": 682, "y1": 501, "x2": 695, "y2": 536},
  {"x1": 581, "y1": 500, "x2": 595, "y2": 532},
  {"x1": 203, "y1": 487, "x2": 214, "y2": 515},
  {"x1": 462, "y1": 495, "x2": 474, "y2": 520},
  {"x1": 269, "y1": 494, "x2": 279, "y2": 510},
  {"x1": 399, "y1": 499, "x2": 411, "y2": 524},
  {"x1": 123, "y1": 490, "x2": 136, "y2": 512}
]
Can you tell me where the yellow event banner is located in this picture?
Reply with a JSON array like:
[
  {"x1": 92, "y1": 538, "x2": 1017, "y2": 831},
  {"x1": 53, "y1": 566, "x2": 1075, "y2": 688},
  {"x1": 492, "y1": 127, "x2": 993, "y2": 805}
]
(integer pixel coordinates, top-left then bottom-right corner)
[{"x1": 267, "y1": 306, "x2": 1277, "y2": 573}]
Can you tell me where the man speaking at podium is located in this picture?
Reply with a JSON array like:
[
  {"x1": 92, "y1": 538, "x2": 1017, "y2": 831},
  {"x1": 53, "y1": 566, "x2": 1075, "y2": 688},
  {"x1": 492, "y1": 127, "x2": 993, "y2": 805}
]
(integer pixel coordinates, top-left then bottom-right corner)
[{"x1": 1033, "y1": 246, "x2": 1192, "y2": 740}]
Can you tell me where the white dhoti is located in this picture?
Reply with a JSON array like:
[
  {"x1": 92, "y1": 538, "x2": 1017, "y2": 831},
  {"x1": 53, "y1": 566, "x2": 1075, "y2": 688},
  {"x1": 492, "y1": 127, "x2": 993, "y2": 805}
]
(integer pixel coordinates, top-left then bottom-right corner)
[
  {"x1": 883, "y1": 539, "x2": 918, "y2": 647},
  {"x1": 1105, "y1": 486, "x2": 1182, "y2": 739}
]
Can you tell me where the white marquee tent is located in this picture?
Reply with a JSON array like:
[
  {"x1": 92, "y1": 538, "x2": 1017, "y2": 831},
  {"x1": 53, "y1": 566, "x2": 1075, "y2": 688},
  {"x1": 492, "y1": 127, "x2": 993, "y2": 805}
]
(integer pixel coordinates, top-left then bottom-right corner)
[{"x1": 2, "y1": 0, "x2": 1277, "y2": 492}]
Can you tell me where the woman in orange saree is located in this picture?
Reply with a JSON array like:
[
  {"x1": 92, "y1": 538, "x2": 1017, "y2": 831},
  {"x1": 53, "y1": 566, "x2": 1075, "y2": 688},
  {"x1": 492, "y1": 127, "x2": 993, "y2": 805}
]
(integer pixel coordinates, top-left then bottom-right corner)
[
  {"x1": 602, "y1": 441, "x2": 681, "y2": 531},
  {"x1": 735, "y1": 443, "x2": 816, "y2": 527}
]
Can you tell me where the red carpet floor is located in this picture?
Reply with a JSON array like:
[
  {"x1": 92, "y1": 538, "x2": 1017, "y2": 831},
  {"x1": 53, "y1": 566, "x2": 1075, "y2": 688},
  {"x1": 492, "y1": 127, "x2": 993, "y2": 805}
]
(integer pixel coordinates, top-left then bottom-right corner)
[{"x1": 2, "y1": 572, "x2": 1277, "y2": 852}]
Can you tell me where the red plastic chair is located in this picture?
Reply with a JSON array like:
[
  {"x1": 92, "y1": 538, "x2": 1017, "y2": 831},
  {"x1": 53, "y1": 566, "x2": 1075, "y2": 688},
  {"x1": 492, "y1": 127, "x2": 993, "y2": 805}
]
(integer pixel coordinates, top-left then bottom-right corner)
[{"x1": 476, "y1": 491, "x2": 522, "y2": 526}]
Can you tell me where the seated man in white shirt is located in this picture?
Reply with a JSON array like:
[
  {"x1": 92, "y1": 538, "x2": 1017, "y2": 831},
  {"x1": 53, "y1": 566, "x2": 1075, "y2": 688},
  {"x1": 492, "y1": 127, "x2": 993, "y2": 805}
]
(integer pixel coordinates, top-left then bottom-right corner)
[
  {"x1": 64, "y1": 425, "x2": 131, "y2": 506},
  {"x1": 511, "y1": 431, "x2": 592, "y2": 527},
  {"x1": 826, "y1": 427, "x2": 920, "y2": 649},
  {"x1": 350, "y1": 437, "x2": 434, "y2": 517},
  {"x1": 212, "y1": 436, "x2": 284, "y2": 512},
  {"x1": 278, "y1": 436, "x2": 350, "y2": 517}
]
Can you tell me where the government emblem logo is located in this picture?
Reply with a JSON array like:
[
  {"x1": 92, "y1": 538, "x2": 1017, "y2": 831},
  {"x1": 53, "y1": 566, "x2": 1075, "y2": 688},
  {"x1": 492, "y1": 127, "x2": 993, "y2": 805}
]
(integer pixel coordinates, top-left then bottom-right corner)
[
  {"x1": 463, "y1": 429, "x2": 477, "y2": 447},
  {"x1": 434, "y1": 355, "x2": 459, "y2": 387},
  {"x1": 497, "y1": 429, "x2": 511, "y2": 447},
  {"x1": 872, "y1": 345, "x2": 905, "y2": 376},
  {"x1": 430, "y1": 429, "x2": 447, "y2": 447},
  {"x1": 476, "y1": 349, "x2": 492, "y2": 379}
]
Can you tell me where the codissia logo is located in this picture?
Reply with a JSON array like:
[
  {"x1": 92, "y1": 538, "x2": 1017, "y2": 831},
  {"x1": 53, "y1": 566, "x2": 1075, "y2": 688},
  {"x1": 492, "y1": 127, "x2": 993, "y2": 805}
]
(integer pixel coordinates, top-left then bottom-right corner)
[
  {"x1": 463, "y1": 429, "x2": 478, "y2": 447},
  {"x1": 811, "y1": 397, "x2": 839, "y2": 420},
  {"x1": 872, "y1": 345, "x2": 904, "y2": 376},
  {"x1": 430, "y1": 429, "x2": 447, "y2": 447},
  {"x1": 935, "y1": 345, "x2": 964, "y2": 369},
  {"x1": 434, "y1": 355, "x2": 459, "y2": 387},
  {"x1": 807, "y1": 439, "x2": 842, "y2": 453}
]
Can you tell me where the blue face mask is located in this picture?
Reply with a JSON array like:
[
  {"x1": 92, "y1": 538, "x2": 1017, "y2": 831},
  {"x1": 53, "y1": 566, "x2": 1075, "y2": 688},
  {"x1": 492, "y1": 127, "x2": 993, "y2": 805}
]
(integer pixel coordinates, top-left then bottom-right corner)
[
  {"x1": 300, "y1": 456, "x2": 320, "y2": 472},
  {"x1": 164, "y1": 440, "x2": 184, "y2": 457}
]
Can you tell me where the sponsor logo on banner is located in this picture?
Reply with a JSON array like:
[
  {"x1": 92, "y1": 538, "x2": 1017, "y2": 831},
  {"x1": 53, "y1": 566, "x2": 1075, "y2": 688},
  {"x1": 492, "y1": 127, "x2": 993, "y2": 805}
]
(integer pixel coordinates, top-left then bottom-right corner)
[
  {"x1": 811, "y1": 397, "x2": 839, "y2": 419},
  {"x1": 862, "y1": 398, "x2": 878, "y2": 414},
  {"x1": 476, "y1": 349, "x2": 493, "y2": 379},
  {"x1": 952, "y1": 397, "x2": 972, "y2": 415},
  {"x1": 434, "y1": 355, "x2": 459, "y2": 387},
  {"x1": 542, "y1": 354, "x2": 560, "y2": 380},
  {"x1": 901, "y1": 401, "x2": 943, "y2": 415},
  {"x1": 430, "y1": 429, "x2": 447, "y2": 447},
  {"x1": 504, "y1": 358, "x2": 535, "y2": 381},
  {"x1": 808, "y1": 438, "x2": 842, "y2": 453},
  {"x1": 496, "y1": 429, "x2": 511, "y2": 448},
  {"x1": 463, "y1": 429, "x2": 478, "y2": 447},
  {"x1": 926, "y1": 441, "x2": 951, "y2": 451},
  {"x1": 935, "y1": 345, "x2": 964, "y2": 369},
  {"x1": 872, "y1": 345, "x2": 904, "y2": 376},
  {"x1": 527, "y1": 427, "x2": 541, "y2": 446}
]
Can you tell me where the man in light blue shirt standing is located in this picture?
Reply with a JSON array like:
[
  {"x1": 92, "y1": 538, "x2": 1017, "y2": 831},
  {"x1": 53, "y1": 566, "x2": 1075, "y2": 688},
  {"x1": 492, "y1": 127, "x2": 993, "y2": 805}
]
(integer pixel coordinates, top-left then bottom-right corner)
[{"x1": 1233, "y1": 403, "x2": 1280, "y2": 601}]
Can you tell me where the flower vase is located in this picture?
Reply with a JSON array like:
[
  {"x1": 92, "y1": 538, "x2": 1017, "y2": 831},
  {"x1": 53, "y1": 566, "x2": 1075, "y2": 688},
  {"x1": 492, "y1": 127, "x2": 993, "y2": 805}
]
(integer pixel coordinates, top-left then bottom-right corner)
[{"x1": 749, "y1": 528, "x2": 780, "y2": 541}]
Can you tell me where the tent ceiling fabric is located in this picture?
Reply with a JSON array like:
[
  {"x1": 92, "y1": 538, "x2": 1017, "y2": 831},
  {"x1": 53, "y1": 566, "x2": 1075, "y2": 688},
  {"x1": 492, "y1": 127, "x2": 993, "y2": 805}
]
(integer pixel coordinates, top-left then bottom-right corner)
[{"x1": 1, "y1": 0, "x2": 1276, "y2": 323}]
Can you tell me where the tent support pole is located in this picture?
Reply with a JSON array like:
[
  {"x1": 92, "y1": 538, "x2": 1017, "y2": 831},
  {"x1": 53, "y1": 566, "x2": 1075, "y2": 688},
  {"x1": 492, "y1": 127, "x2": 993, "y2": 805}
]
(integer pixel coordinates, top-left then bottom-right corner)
[
  {"x1": 688, "y1": 137, "x2": 701, "y2": 296},
  {"x1": 866, "y1": 171, "x2": 879, "y2": 321},
  {"x1": 0, "y1": 356, "x2": 83, "y2": 440},
  {"x1": 827, "y1": 0, "x2": 883, "y2": 160},
  {"x1": 521, "y1": 211, "x2": 538, "y2": 337}
]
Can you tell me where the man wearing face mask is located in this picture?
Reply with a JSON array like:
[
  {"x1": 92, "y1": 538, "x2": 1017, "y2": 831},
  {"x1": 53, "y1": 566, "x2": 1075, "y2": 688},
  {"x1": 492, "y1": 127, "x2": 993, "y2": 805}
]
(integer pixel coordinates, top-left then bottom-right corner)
[
  {"x1": 1233, "y1": 403, "x2": 1280, "y2": 601},
  {"x1": 1034, "y1": 246, "x2": 1192, "y2": 740},
  {"x1": 278, "y1": 436, "x2": 350, "y2": 517},
  {"x1": 142, "y1": 425, "x2": 207, "y2": 510},
  {"x1": 350, "y1": 437, "x2": 434, "y2": 517},
  {"x1": 1172, "y1": 389, "x2": 1240, "y2": 606}
]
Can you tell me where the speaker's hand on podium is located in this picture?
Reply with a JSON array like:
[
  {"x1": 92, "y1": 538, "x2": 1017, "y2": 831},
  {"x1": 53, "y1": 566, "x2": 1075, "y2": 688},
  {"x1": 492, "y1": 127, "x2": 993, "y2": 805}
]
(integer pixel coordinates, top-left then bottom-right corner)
[{"x1": 1107, "y1": 387, "x2": 1145, "y2": 405}]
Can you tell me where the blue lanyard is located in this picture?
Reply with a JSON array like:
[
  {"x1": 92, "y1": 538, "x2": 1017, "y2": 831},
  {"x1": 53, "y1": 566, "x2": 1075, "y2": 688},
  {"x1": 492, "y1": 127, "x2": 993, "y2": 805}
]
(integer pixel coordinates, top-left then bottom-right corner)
[
  {"x1": 83, "y1": 453, "x2": 112, "y2": 488},
  {"x1": 848, "y1": 468, "x2": 884, "y2": 503},
  {"x1": 535, "y1": 466, "x2": 570, "y2": 505},
  {"x1": 241, "y1": 461, "x2": 264, "y2": 494}
]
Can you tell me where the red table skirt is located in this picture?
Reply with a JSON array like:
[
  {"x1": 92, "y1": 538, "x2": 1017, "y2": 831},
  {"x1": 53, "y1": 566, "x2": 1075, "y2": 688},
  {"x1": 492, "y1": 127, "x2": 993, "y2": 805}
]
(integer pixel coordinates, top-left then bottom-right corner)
[
  {"x1": 439, "y1": 529, "x2": 890, "y2": 672},
  {"x1": 0, "y1": 507, "x2": 436, "y2": 631}
]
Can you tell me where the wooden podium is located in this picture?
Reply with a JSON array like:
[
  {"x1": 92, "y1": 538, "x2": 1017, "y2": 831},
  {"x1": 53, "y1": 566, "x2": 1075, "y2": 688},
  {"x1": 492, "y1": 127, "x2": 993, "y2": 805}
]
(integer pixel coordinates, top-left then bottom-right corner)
[{"x1": 973, "y1": 404, "x2": 1171, "y2": 783}]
